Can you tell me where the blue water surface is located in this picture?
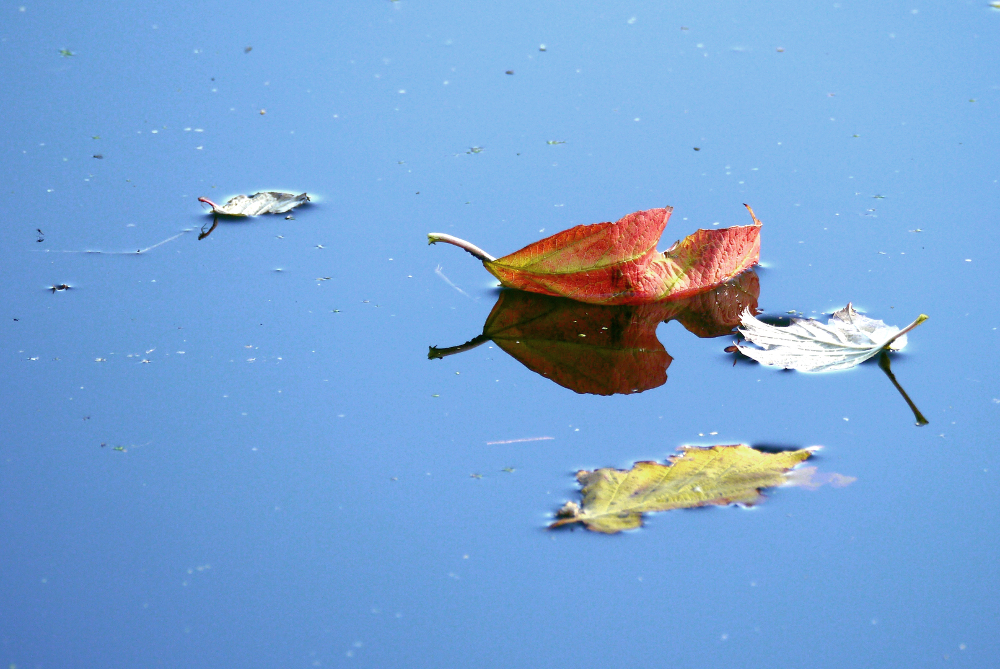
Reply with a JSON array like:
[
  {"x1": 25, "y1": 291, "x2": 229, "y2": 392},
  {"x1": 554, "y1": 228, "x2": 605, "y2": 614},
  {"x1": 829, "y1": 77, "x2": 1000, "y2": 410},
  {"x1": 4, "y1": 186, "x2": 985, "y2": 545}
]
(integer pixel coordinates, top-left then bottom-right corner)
[{"x1": 2, "y1": 2, "x2": 998, "y2": 667}]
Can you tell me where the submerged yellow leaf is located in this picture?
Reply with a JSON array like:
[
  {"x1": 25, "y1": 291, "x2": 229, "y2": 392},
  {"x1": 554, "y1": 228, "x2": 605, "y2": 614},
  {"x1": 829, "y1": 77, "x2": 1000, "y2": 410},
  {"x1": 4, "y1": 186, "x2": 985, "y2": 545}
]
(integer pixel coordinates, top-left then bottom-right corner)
[{"x1": 550, "y1": 444, "x2": 817, "y2": 533}]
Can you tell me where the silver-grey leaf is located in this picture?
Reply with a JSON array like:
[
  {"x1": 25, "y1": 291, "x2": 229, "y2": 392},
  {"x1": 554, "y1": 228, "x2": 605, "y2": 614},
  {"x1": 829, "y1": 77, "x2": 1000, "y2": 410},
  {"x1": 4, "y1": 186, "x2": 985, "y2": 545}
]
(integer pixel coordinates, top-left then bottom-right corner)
[
  {"x1": 737, "y1": 303, "x2": 927, "y2": 372},
  {"x1": 202, "y1": 192, "x2": 309, "y2": 216}
]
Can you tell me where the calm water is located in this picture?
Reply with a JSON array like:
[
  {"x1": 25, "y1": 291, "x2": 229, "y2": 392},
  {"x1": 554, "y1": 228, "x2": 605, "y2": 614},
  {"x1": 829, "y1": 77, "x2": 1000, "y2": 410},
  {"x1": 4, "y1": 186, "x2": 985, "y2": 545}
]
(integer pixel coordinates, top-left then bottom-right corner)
[{"x1": 3, "y1": 2, "x2": 999, "y2": 667}]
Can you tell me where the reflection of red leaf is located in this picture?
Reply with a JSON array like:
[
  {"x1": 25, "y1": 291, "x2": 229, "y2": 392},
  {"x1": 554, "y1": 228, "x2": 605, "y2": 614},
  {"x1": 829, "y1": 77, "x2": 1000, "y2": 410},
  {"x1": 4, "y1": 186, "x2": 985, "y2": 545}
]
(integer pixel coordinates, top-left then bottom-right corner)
[
  {"x1": 666, "y1": 271, "x2": 760, "y2": 338},
  {"x1": 482, "y1": 292, "x2": 672, "y2": 395},
  {"x1": 429, "y1": 206, "x2": 761, "y2": 305},
  {"x1": 429, "y1": 271, "x2": 759, "y2": 395}
]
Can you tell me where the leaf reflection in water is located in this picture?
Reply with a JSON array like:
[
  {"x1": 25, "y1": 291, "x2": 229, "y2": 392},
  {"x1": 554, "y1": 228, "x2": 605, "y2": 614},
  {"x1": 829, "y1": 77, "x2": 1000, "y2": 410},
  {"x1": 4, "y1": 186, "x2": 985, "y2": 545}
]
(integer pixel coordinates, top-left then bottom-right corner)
[{"x1": 429, "y1": 271, "x2": 759, "y2": 395}]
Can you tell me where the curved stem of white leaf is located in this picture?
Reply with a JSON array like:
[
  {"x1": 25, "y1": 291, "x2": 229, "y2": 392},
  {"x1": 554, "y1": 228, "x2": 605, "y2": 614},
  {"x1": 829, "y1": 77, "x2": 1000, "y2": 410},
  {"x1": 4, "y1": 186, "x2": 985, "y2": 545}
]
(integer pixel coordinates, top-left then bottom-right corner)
[
  {"x1": 427, "y1": 233, "x2": 496, "y2": 262},
  {"x1": 883, "y1": 313, "x2": 929, "y2": 349}
]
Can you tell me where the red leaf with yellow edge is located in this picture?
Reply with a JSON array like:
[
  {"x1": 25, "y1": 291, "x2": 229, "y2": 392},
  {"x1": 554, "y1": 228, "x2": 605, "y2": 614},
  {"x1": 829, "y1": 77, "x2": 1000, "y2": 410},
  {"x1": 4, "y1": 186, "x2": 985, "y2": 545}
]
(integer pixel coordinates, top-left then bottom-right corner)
[{"x1": 428, "y1": 205, "x2": 762, "y2": 305}]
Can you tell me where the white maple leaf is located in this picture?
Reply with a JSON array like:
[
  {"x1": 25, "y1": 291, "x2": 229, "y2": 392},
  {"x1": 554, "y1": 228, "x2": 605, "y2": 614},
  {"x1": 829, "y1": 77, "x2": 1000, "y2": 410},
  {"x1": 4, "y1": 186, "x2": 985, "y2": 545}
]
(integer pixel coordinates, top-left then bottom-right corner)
[
  {"x1": 199, "y1": 192, "x2": 309, "y2": 216},
  {"x1": 737, "y1": 303, "x2": 927, "y2": 372}
]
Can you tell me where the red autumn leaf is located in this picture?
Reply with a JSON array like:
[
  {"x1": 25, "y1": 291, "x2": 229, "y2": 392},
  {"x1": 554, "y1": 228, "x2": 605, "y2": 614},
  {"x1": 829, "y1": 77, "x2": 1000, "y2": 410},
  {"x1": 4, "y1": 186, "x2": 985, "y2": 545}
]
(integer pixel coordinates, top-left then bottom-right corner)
[{"x1": 428, "y1": 205, "x2": 762, "y2": 305}]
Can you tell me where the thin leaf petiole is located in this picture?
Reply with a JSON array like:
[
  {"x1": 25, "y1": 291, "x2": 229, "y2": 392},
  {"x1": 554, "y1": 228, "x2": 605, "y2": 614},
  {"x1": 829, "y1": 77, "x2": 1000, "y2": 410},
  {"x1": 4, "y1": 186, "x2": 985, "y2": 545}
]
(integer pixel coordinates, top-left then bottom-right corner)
[
  {"x1": 882, "y1": 313, "x2": 929, "y2": 350},
  {"x1": 427, "y1": 233, "x2": 496, "y2": 262}
]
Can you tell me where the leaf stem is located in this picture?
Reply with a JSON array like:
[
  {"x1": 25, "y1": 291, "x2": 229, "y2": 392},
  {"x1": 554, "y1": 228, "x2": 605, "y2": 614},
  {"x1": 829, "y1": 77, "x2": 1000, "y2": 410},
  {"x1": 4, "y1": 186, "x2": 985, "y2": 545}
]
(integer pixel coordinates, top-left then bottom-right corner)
[
  {"x1": 427, "y1": 233, "x2": 496, "y2": 262},
  {"x1": 743, "y1": 203, "x2": 763, "y2": 227},
  {"x1": 882, "y1": 313, "x2": 929, "y2": 350},
  {"x1": 198, "y1": 197, "x2": 219, "y2": 211}
]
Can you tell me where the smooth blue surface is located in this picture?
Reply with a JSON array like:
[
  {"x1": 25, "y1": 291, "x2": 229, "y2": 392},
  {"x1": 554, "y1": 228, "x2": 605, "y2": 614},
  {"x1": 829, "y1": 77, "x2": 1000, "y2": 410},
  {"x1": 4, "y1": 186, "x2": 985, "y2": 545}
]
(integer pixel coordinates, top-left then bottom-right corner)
[{"x1": 2, "y1": 2, "x2": 999, "y2": 667}]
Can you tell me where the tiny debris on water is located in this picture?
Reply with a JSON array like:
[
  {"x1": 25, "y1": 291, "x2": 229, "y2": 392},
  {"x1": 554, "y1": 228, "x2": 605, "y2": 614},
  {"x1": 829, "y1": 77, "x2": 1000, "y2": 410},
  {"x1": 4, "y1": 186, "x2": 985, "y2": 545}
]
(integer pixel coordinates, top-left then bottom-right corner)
[{"x1": 49, "y1": 284, "x2": 70, "y2": 293}]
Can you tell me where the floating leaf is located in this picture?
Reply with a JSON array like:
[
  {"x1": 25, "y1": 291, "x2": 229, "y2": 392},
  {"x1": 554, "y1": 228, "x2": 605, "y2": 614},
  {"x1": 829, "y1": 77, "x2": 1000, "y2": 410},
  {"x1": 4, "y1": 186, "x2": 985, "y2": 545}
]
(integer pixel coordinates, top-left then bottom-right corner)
[
  {"x1": 550, "y1": 444, "x2": 833, "y2": 534},
  {"x1": 198, "y1": 192, "x2": 310, "y2": 217},
  {"x1": 429, "y1": 271, "x2": 759, "y2": 395},
  {"x1": 428, "y1": 205, "x2": 761, "y2": 305},
  {"x1": 738, "y1": 303, "x2": 928, "y2": 372}
]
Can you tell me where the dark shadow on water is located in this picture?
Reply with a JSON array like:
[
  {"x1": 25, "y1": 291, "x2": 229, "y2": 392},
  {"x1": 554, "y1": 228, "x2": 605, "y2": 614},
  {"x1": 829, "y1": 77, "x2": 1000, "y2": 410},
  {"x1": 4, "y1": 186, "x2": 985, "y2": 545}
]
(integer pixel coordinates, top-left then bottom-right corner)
[
  {"x1": 878, "y1": 351, "x2": 929, "y2": 426},
  {"x1": 198, "y1": 216, "x2": 219, "y2": 240},
  {"x1": 749, "y1": 443, "x2": 816, "y2": 454}
]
